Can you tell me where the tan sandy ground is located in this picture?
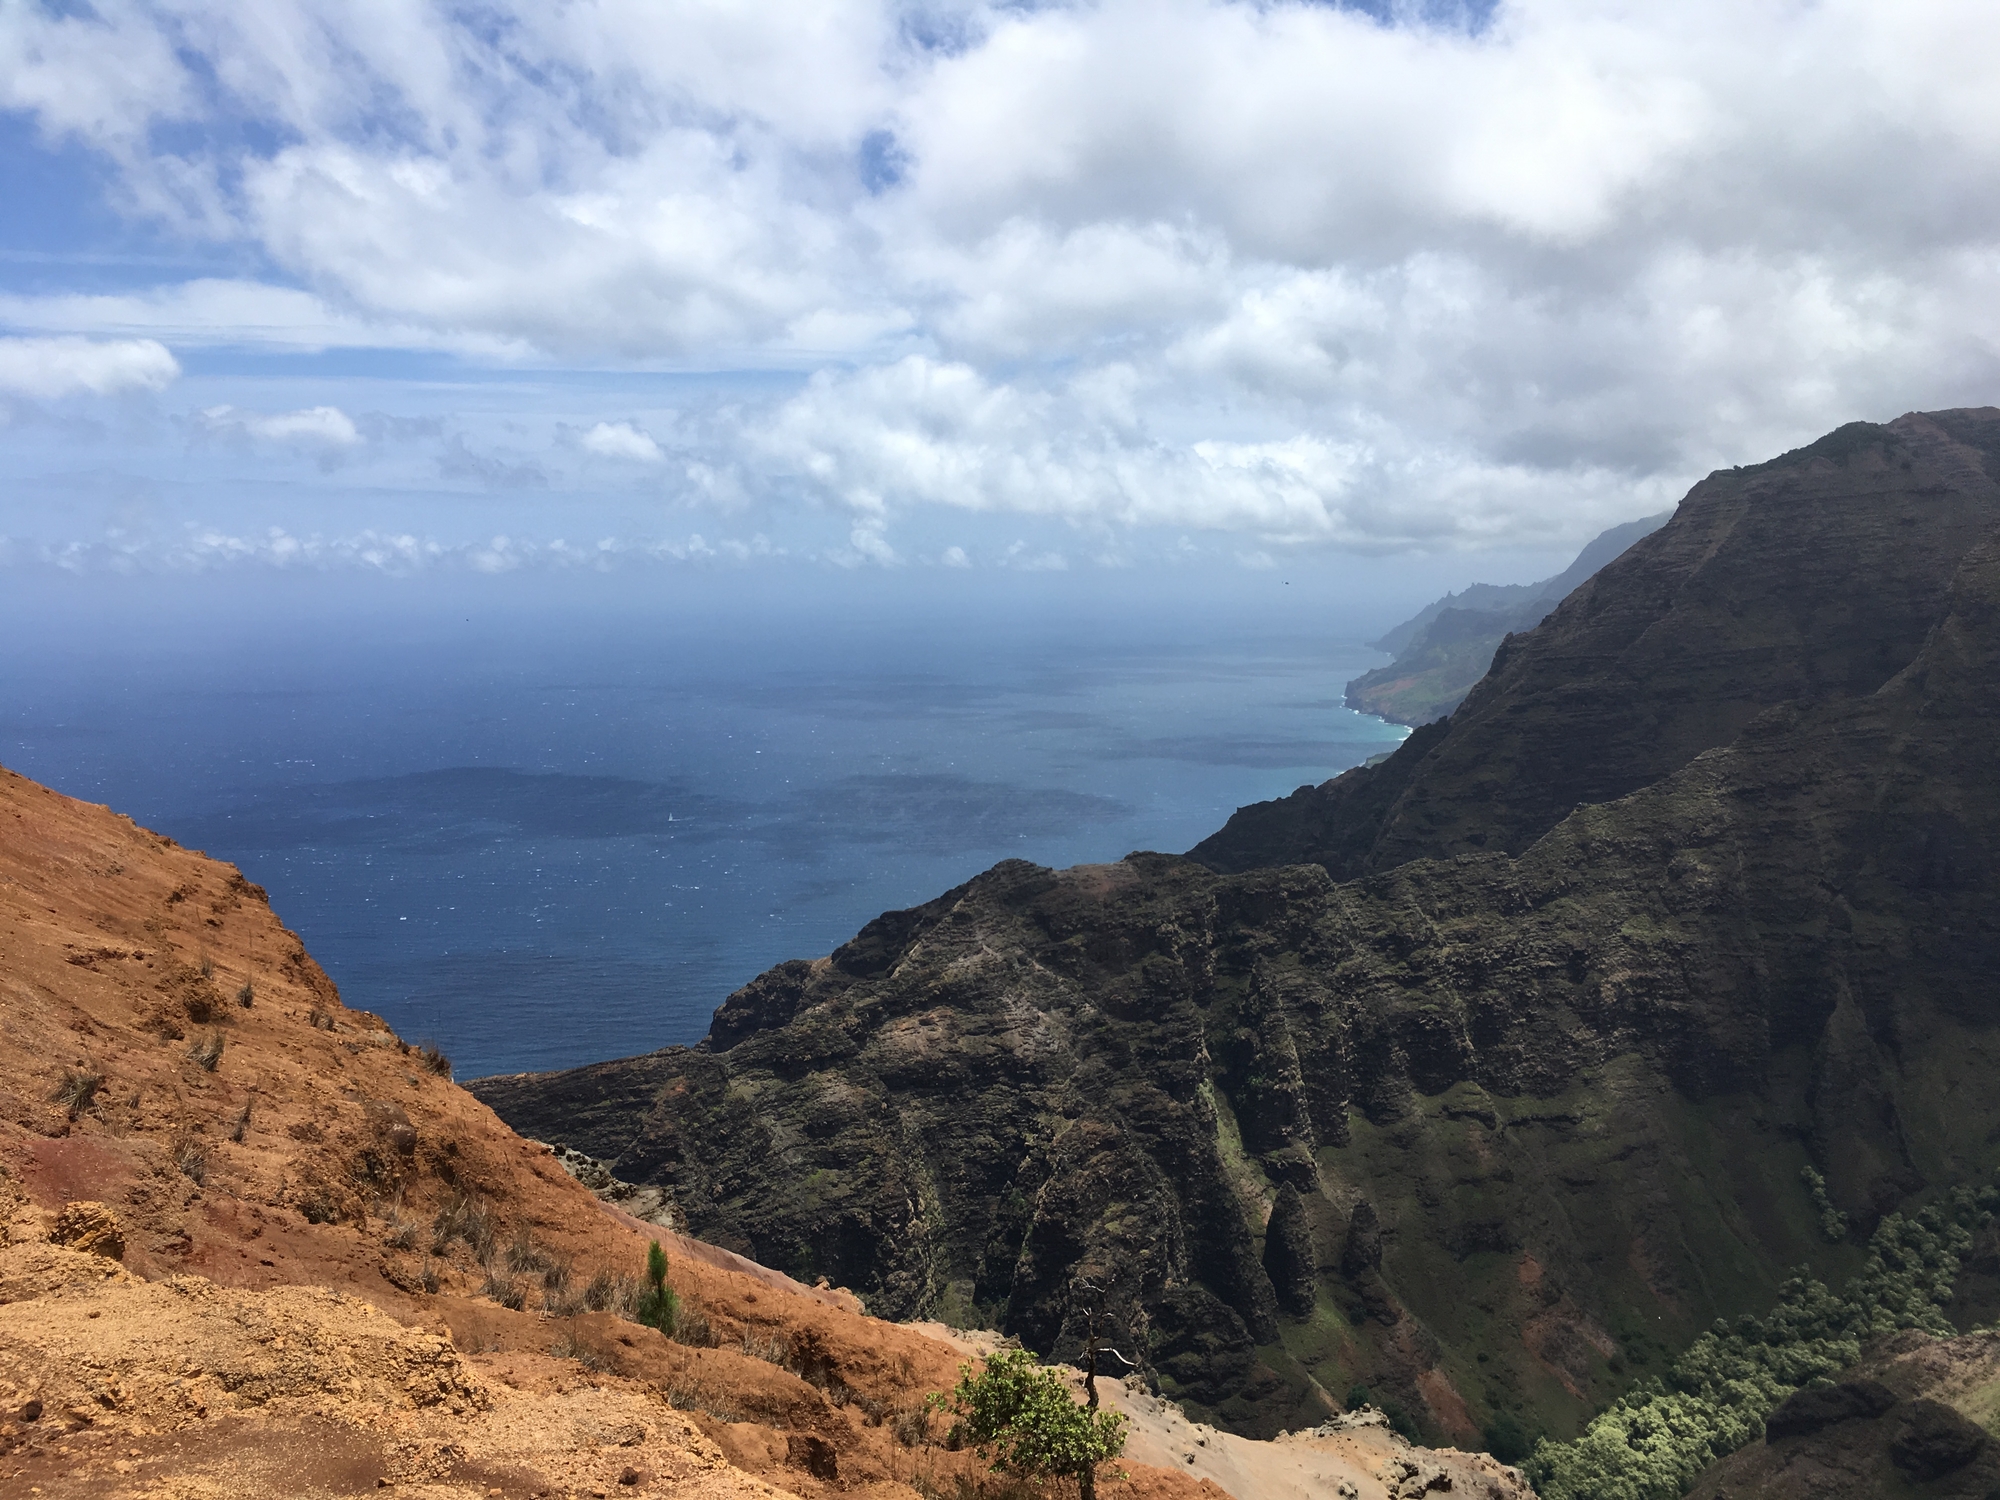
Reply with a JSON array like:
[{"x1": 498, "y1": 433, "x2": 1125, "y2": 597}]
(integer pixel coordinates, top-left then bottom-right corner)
[{"x1": 903, "y1": 1327, "x2": 1533, "y2": 1500}]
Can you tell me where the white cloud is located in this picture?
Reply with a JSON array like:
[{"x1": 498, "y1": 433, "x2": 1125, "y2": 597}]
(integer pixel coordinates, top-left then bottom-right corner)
[
  {"x1": 0, "y1": 336, "x2": 180, "y2": 398},
  {"x1": 14, "y1": 525, "x2": 778, "y2": 575},
  {"x1": 202, "y1": 404, "x2": 361, "y2": 448},
  {"x1": 580, "y1": 421, "x2": 664, "y2": 463},
  {"x1": 742, "y1": 354, "x2": 1678, "y2": 547},
  {"x1": 0, "y1": 281, "x2": 533, "y2": 357},
  {"x1": 5, "y1": 0, "x2": 2000, "y2": 553}
]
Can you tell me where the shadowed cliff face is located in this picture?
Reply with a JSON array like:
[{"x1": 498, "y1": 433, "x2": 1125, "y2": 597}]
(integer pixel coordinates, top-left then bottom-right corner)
[
  {"x1": 473, "y1": 411, "x2": 2000, "y2": 1446},
  {"x1": 1192, "y1": 408, "x2": 2000, "y2": 879}
]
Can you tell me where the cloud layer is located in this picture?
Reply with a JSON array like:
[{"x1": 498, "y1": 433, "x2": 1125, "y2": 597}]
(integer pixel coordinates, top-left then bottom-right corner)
[
  {"x1": 0, "y1": 335, "x2": 179, "y2": 398},
  {"x1": 3, "y1": 0, "x2": 1999, "y2": 555}
]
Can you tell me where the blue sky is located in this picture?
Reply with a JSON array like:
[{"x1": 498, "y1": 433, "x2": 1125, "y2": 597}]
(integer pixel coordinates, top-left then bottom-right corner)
[{"x1": 2, "y1": 0, "x2": 1997, "y2": 587}]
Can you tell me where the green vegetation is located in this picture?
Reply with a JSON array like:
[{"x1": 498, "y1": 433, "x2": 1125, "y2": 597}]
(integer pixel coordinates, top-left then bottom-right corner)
[
  {"x1": 936, "y1": 1348, "x2": 1127, "y2": 1499},
  {"x1": 1482, "y1": 1411, "x2": 1532, "y2": 1465},
  {"x1": 1801, "y1": 1165, "x2": 1849, "y2": 1243},
  {"x1": 635, "y1": 1239, "x2": 679, "y2": 1336},
  {"x1": 1525, "y1": 1187, "x2": 1993, "y2": 1500}
]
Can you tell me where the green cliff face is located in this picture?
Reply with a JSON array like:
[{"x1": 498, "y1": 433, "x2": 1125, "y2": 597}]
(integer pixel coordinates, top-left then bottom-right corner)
[
  {"x1": 1194, "y1": 409, "x2": 2000, "y2": 879},
  {"x1": 472, "y1": 408, "x2": 2000, "y2": 1452}
]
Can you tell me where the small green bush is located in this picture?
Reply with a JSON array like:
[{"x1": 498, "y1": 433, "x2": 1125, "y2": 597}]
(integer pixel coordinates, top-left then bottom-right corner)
[
  {"x1": 635, "y1": 1240, "x2": 679, "y2": 1336},
  {"x1": 1801, "y1": 1165, "x2": 1849, "y2": 1243},
  {"x1": 935, "y1": 1348, "x2": 1127, "y2": 1496},
  {"x1": 1483, "y1": 1411, "x2": 1533, "y2": 1465}
]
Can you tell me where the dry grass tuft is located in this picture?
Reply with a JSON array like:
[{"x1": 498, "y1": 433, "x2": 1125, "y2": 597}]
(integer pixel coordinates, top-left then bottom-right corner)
[
  {"x1": 50, "y1": 1068, "x2": 103, "y2": 1118},
  {"x1": 549, "y1": 1327, "x2": 614, "y2": 1372},
  {"x1": 674, "y1": 1298, "x2": 718, "y2": 1348},
  {"x1": 430, "y1": 1190, "x2": 496, "y2": 1262},
  {"x1": 481, "y1": 1268, "x2": 527, "y2": 1310},
  {"x1": 186, "y1": 1030, "x2": 225, "y2": 1071}
]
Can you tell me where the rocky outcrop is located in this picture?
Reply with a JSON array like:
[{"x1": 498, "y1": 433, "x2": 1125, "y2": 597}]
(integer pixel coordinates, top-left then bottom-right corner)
[
  {"x1": 1194, "y1": 408, "x2": 2000, "y2": 878},
  {"x1": 1262, "y1": 1184, "x2": 1317, "y2": 1319},
  {"x1": 1689, "y1": 1332, "x2": 2000, "y2": 1499},
  {"x1": 475, "y1": 411, "x2": 2000, "y2": 1447}
]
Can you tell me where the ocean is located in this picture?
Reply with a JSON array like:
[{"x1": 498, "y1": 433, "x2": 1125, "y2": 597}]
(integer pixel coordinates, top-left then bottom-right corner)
[{"x1": 1, "y1": 578, "x2": 1405, "y2": 1077}]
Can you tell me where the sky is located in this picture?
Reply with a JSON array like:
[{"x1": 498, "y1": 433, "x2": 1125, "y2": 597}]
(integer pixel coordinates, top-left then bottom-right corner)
[{"x1": 2, "y1": 0, "x2": 1998, "y2": 590}]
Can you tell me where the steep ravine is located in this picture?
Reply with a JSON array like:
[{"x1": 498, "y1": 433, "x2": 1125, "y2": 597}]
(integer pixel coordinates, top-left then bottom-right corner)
[{"x1": 474, "y1": 410, "x2": 2000, "y2": 1453}]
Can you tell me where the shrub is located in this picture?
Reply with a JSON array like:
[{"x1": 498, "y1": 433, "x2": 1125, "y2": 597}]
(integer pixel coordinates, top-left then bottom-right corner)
[
  {"x1": 936, "y1": 1348, "x2": 1127, "y2": 1500},
  {"x1": 417, "y1": 1040, "x2": 452, "y2": 1077},
  {"x1": 1483, "y1": 1411, "x2": 1533, "y2": 1465},
  {"x1": 634, "y1": 1240, "x2": 679, "y2": 1336},
  {"x1": 50, "y1": 1069, "x2": 103, "y2": 1119},
  {"x1": 236, "y1": 980, "x2": 255, "y2": 1009},
  {"x1": 1526, "y1": 1189, "x2": 1982, "y2": 1500},
  {"x1": 583, "y1": 1266, "x2": 620, "y2": 1312},
  {"x1": 1801, "y1": 1165, "x2": 1849, "y2": 1243},
  {"x1": 186, "y1": 1031, "x2": 225, "y2": 1071},
  {"x1": 499, "y1": 1227, "x2": 571, "y2": 1296}
]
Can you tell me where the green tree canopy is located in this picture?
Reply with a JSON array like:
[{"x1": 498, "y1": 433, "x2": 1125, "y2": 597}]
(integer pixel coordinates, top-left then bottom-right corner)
[{"x1": 940, "y1": 1348, "x2": 1127, "y2": 1495}]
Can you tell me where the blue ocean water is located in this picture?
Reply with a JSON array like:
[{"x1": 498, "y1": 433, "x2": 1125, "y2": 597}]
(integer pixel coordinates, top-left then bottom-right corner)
[{"x1": 1, "y1": 585, "x2": 1404, "y2": 1077}]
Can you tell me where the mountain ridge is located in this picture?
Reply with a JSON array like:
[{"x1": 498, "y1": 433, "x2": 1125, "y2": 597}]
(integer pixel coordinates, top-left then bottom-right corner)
[
  {"x1": 1345, "y1": 510, "x2": 1671, "y2": 726},
  {"x1": 471, "y1": 406, "x2": 2000, "y2": 1461},
  {"x1": 1192, "y1": 407, "x2": 2000, "y2": 880}
]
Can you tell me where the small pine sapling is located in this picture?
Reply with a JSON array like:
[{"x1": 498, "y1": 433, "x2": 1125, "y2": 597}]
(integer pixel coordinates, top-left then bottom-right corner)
[{"x1": 635, "y1": 1239, "x2": 679, "y2": 1336}]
